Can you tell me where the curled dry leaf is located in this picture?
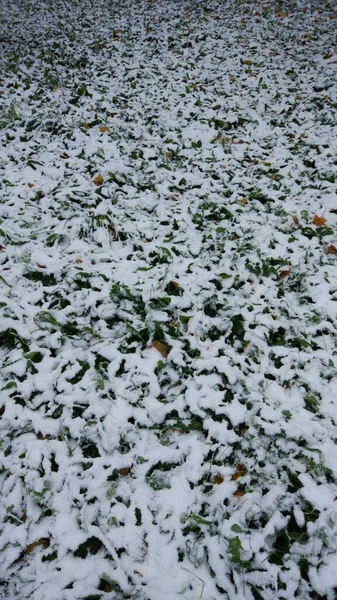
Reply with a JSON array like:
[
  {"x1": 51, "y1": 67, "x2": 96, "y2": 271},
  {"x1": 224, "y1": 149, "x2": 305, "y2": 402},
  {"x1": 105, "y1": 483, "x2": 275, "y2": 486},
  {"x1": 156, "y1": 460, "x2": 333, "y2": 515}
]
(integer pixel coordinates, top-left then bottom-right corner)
[
  {"x1": 98, "y1": 126, "x2": 110, "y2": 133},
  {"x1": 24, "y1": 538, "x2": 50, "y2": 554},
  {"x1": 313, "y1": 214, "x2": 327, "y2": 227}
]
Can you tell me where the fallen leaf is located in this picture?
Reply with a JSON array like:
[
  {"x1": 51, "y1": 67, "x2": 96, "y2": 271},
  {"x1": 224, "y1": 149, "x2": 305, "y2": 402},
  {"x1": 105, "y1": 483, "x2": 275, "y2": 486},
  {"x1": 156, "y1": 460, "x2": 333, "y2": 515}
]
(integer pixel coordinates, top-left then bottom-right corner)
[
  {"x1": 233, "y1": 485, "x2": 246, "y2": 498},
  {"x1": 27, "y1": 183, "x2": 34, "y2": 188},
  {"x1": 243, "y1": 59, "x2": 253, "y2": 66},
  {"x1": 36, "y1": 263, "x2": 46, "y2": 269},
  {"x1": 326, "y1": 245, "x2": 337, "y2": 255},
  {"x1": 292, "y1": 215, "x2": 299, "y2": 225},
  {"x1": 81, "y1": 122, "x2": 89, "y2": 129},
  {"x1": 119, "y1": 467, "x2": 130, "y2": 476},
  {"x1": 99, "y1": 126, "x2": 110, "y2": 133},
  {"x1": 279, "y1": 270, "x2": 290, "y2": 279},
  {"x1": 169, "y1": 280, "x2": 180, "y2": 289},
  {"x1": 231, "y1": 464, "x2": 247, "y2": 481},
  {"x1": 313, "y1": 214, "x2": 327, "y2": 227},
  {"x1": 211, "y1": 104, "x2": 222, "y2": 110},
  {"x1": 152, "y1": 340, "x2": 170, "y2": 358},
  {"x1": 210, "y1": 474, "x2": 224, "y2": 485},
  {"x1": 75, "y1": 258, "x2": 83, "y2": 263},
  {"x1": 24, "y1": 538, "x2": 49, "y2": 554},
  {"x1": 93, "y1": 173, "x2": 104, "y2": 186}
]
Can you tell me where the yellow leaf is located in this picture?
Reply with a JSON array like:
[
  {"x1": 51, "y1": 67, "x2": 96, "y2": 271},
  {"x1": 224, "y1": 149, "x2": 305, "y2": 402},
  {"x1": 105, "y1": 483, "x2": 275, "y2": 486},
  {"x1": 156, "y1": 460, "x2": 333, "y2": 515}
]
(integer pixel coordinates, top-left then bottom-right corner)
[
  {"x1": 238, "y1": 198, "x2": 248, "y2": 206},
  {"x1": 152, "y1": 340, "x2": 169, "y2": 358},
  {"x1": 93, "y1": 173, "x2": 104, "y2": 186},
  {"x1": 313, "y1": 214, "x2": 327, "y2": 227},
  {"x1": 243, "y1": 59, "x2": 253, "y2": 66},
  {"x1": 99, "y1": 126, "x2": 110, "y2": 133}
]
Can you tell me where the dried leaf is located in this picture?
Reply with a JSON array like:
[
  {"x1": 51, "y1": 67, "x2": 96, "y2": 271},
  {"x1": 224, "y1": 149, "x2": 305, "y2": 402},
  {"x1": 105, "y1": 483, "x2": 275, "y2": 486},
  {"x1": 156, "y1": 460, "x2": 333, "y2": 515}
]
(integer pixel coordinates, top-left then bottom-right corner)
[
  {"x1": 99, "y1": 126, "x2": 110, "y2": 133},
  {"x1": 118, "y1": 467, "x2": 130, "y2": 476},
  {"x1": 152, "y1": 340, "x2": 169, "y2": 358},
  {"x1": 210, "y1": 474, "x2": 224, "y2": 485},
  {"x1": 279, "y1": 270, "x2": 290, "y2": 279},
  {"x1": 93, "y1": 173, "x2": 104, "y2": 186},
  {"x1": 292, "y1": 215, "x2": 299, "y2": 225},
  {"x1": 211, "y1": 104, "x2": 222, "y2": 110},
  {"x1": 326, "y1": 244, "x2": 337, "y2": 255},
  {"x1": 313, "y1": 214, "x2": 327, "y2": 227},
  {"x1": 27, "y1": 183, "x2": 34, "y2": 188},
  {"x1": 169, "y1": 280, "x2": 179, "y2": 289},
  {"x1": 36, "y1": 264, "x2": 46, "y2": 269},
  {"x1": 233, "y1": 485, "x2": 246, "y2": 498},
  {"x1": 238, "y1": 198, "x2": 248, "y2": 206},
  {"x1": 231, "y1": 464, "x2": 247, "y2": 481},
  {"x1": 243, "y1": 59, "x2": 253, "y2": 66},
  {"x1": 24, "y1": 538, "x2": 49, "y2": 554}
]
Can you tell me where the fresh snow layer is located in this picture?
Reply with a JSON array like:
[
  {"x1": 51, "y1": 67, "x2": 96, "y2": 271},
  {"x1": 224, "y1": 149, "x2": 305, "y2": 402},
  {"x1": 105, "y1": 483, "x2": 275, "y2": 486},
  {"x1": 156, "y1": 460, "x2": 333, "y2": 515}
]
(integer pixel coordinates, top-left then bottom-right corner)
[{"x1": 1, "y1": 0, "x2": 337, "y2": 599}]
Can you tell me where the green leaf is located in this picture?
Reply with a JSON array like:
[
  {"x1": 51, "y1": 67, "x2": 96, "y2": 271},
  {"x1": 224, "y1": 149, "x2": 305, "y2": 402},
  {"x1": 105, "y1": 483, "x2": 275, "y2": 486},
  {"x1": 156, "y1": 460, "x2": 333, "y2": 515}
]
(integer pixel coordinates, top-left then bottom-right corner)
[{"x1": 228, "y1": 536, "x2": 242, "y2": 564}]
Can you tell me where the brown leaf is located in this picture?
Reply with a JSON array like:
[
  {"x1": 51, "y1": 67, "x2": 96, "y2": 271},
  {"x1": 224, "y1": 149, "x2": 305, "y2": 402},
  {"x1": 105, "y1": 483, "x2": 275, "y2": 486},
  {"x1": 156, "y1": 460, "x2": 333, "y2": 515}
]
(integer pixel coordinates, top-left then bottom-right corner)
[
  {"x1": 152, "y1": 340, "x2": 170, "y2": 358},
  {"x1": 233, "y1": 485, "x2": 246, "y2": 498},
  {"x1": 243, "y1": 59, "x2": 253, "y2": 66},
  {"x1": 292, "y1": 215, "x2": 299, "y2": 225},
  {"x1": 27, "y1": 183, "x2": 34, "y2": 188},
  {"x1": 93, "y1": 173, "x2": 104, "y2": 186},
  {"x1": 326, "y1": 244, "x2": 337, "y2": 255},
  {"x1": 313, "y1": 214, "x2": 327, "y2": 227},
  {"x1": 238, "y1": 198, "x2": 248, "y2": 206},
  {"x1": 118, "y1": 467, "x2": 130, "y2": 476},
  {"x1": 211, "y1": 104, "x2": 222, "y2": 110},
  {"x1": 210, "y1": 474, "x2": 224, "y2": 485},
  {"x1": 231, "y1": 464, "x2": 247, "y2": 481},
  {"x1": 81, "y1": 122, "x2": 89, "y2": 129},
  {"x1": 99, "y1": 126, "x2": 110, "y2": 133},
  {"x1": 24, "y1": 538, "x2": 49, "y2": 554},
  {"x1": 279, "y1": 270, "x2": 290, "y2": 279},
  {"x1": 169, "y1": 280, "x2": 180, "y2": 289},
  {"x1": 36, "y1": 263, "x2": 46, "y2": 269}
]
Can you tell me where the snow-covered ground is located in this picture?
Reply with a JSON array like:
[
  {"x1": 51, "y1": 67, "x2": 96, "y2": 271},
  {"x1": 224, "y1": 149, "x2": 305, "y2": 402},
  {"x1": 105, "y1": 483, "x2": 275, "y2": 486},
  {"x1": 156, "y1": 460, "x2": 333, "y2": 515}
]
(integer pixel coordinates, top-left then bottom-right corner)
[{"x1": 1, "y1": 0, "x2": 337, "y2": 598}]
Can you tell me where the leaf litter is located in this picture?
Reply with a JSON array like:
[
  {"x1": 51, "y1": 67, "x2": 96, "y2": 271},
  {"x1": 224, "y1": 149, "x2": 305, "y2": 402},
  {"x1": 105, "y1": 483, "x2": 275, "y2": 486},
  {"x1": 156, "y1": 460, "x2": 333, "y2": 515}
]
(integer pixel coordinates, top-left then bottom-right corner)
[{"x1": 1, "y1": 0, "x2": 337, "y2": 599}]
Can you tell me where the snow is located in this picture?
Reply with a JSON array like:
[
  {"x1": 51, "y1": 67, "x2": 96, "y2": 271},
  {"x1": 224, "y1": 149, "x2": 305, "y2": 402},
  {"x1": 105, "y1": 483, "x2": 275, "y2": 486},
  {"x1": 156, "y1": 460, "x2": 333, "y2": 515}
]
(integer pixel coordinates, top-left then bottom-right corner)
[{"x1": 1, "y1": 0, "x2": 337, "y2": 598}]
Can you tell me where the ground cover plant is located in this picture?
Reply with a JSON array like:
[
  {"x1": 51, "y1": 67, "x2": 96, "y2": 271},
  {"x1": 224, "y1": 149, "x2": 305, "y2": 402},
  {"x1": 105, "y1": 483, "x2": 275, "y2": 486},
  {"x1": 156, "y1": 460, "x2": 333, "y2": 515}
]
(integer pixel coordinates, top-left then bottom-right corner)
[{"x1": 1, "y1": 0, "x2": 337, "y2": 598}]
